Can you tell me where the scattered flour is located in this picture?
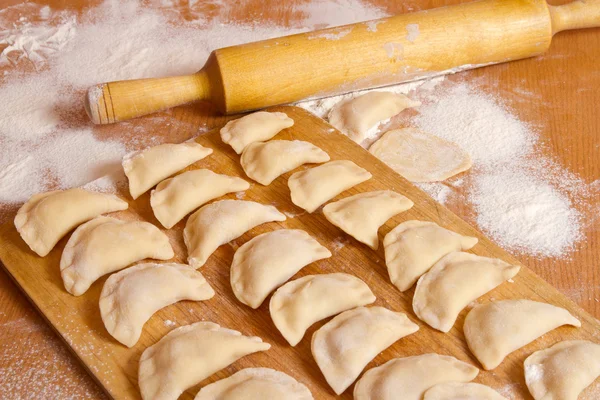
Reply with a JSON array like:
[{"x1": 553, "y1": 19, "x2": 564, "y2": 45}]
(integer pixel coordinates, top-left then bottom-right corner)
[
  {"x1": 417, "y1": 182, "x2": 452, "y2": 205},
  {"x1": 163, "y1": 319, "x2": 176, "y2": 327}
]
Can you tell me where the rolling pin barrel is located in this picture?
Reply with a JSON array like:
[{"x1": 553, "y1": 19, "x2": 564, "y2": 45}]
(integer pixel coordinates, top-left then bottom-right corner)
[{"x1": 85, "y1": 0, "x2": 600, "y2": 124}]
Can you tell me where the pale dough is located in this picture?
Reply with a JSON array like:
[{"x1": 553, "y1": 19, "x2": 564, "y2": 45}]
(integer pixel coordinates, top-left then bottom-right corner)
[
  {"x1": 123, "y1": 142, "x2": 212, "y2": 199},
  {"x1": 241, "y1": 140, "x2": 330, "y2": 185},
  {"x1": 413, "y1": 252, "x2": 520, "y2": 332},
  {"x1": 383, "y1": 220, "x2": 478, "y2": 292},
  {"x1": 524, "y1": 340, "x2": 600, "y2": 400},
  {"x1": 269, "y1": 273, "x2": 375, "y2": 346},
  {"x1": 353, "y1": 353, "x2": 479, "y2": 400},
  {"x1": 230, "y1": 229, "x2": 331, "y2": 309},
  {"x1": 138, "y1": 321, "x2": 270, "y2": 400},
  {"x1": 220, "y1": 111, "x2": 294, "y2": 154},
  {"x1": 423, "y1": 382, "x2": 507, "y2": 400},
  {"x1": 15, "y1": 188, "x2": 128, "y2": 257},
  {"x1": 311, "y1": 306, "x2": 419, "y2": 395},
  {"x1": 464, "y1": 299, "x2": 580, "y2": 370},
  {"x1": 150, "y1": 169, "x2": 249, "y2": 229},
  {"x1": 328, "y1": 92, "x2": 420, "y2": 143},
  {"x1": 60, "y1": 216, "x2": 174, "y2": 296},
  {"x1": 194, "y1": 368, "x2": 313, "y2": 400},
  {"x1": 99, "y1": 262, "x2": 214, "y2": 347},
  {"x1": 369, "y1": 127, "x2": 471, "y2": 182}
]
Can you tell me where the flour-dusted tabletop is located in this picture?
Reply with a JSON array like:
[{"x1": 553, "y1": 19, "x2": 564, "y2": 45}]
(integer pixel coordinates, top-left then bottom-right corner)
[{"x1": 0, "y1": 0, "x2": 598, "y2": 398}]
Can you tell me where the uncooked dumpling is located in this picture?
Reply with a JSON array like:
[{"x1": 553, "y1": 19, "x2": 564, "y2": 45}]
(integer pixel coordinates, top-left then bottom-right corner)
[
  {"x1": 270, "y1": 273, "x2": 375, "y2": 345},
  {"x1": 311, "y1": 306, "x2": 419, "y2": 395},
  {"x1": 369, "y1": 127, "x2": 471, "y2": 182},
  {"x1": 524, "y1": 340, "x2": 600, "y2": 400},
  {"x1": 464, "y1": 299, "x2": 581, "y2": 370},
  {"x1": 220, "y1": 111, "x2": 294, "y2": 154},
  {"x1": 288, "y1": 160, "x2": 372, "y2": 213},
  {"x1": 383, "y1": 220, "x2": 478, "y2": 292},
  {"x1": 150, "y1": 169, "x2": 250, "y2": 228},
  {"x1": 99, "y1": 263, "x2": 214, "y2": 347},
  {"x1": 184, "y1": 200, "x2": 286, "y2": 268},
  {"x1": 123, "y1": 142, "x2": 212, "y2": 199},
  {"x1": 353, "y1": 353, "x2": 479, "y2": 400},
  {"x1": 15, "y1": 188, "x2": 128, "y2": 257},
  {"x1": 413, "y1": 252, "x2": 520, "y2": 332},
  {"x1": 423, "y1": 382, "x2": 507, "y2": 400},
  {"x1": 139, "y1": 322, "x2": 270, "y2": 400},
  {"x1": 241, "y1": 140, "x2": 330, "y2": 185},
  {"x1": 60, "y1": 216, "x2": 174, "y2": 296},
  {"x1": 323, "y1": 190, "x2": 413, "y2": 250},
  {"x1": 328, "y1": 92, "x2": 420, "y2": 143},
  {"x1": 231, "y1": 229, "x2": 332, "y2": 309},
  {"x1": 194, "y1": 368, "x2": 313, "y2": 400}
]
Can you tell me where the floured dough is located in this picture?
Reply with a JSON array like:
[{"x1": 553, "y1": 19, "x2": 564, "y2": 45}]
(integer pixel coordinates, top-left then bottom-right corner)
[
  {"x1": 424, "y1": 382, "x2": 507, "y2": 400},
  {"x1": 138, "y1": 321, "x2": 270, "y2": 400},
  {"x1": 15, "y1": 188, "x2": 128, "y2": 257},
  {"x1": 311, "y1": 306, "x2": 419, "y2": 395},
  {"x1": 241, "y1": 140, "x2": 330, "y2": 185},
  {"x1": 183, "y1": 200, "x2": 286, "y2": 268},
  {"x1": 383, "y1": 220, "x2": 478, "y2": 292},
  {"x1": 413, "y1": 252, "x2": 520, "y2": 332},
  {"x1": 231, "y1": 229, "x2": 332, "y2": 309},
  {"x1": 220, "y1": 111, "x2": 294, "y2": 154},
  {"x1": 323, "y1": 190, "x2": 413, "y2": 250},
  {"x1": 60, "y1": 216, "x2": 174, "y2": 296},
  {"x1": 150, "y1": 169, "x2": 249, "y2": 228},
  {"x1": 270, "y1": 273, "x2": 375, "y2": 346},
  {"x1": 369, "y1": 128, "x2": 471, "y2": 182},
  {"x1": 288, "y1": 160, "x2": 372, "y2": 213},
  {"x1": 464, "y1": 299, "x2": 581, "y2": 370},
  {"x1": 328, "y1": 92, "x2": 420, "y2": 143},
  {"x1": 123, "y1": 142, "x2": 212, "y2": 199},
  {"x1": 524, "y1": 340, "x2": 600, "y2": 400},
  {"x1": 100, "y1": 262, "x2": 214, "y2": 347},
  {"x1": 354, "y1": 353, "x2": 479, "y2": 400},
  {"x1": 194, "y1": 368, "x2": 313, "y2": 400}
]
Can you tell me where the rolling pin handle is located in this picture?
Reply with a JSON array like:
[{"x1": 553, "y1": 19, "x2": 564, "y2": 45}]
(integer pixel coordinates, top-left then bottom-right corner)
[
  {"x1": 549, "y1": 0, "x2": 600, "y2": 34},
  {"x1": 84, "y1": 72, "x2": 211, "y2": 125}
]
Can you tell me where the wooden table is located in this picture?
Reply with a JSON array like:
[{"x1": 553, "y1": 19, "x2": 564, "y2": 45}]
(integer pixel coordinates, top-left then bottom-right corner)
[{"x1": 0, "y1": 0, "x2": 598, "y2": 398}]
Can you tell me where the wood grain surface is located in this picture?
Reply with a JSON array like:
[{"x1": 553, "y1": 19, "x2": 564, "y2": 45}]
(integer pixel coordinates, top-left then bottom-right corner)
[
  {"x1": 0, "y1": 0, "x2": 598, "y2": 399},
  {"x1": 1, "y1": 106, "x2": 599, "y2": 399}
]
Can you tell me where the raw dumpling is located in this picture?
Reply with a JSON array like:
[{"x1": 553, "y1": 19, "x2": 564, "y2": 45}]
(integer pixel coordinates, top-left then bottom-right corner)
[
  {"x1": 220, "y1": 111, "x2": 294, "y2": 154},
  {"x1": 194, "y1": 368, "x2": 313, "y2": 400},
  {"x1": 464, "y1": 299, "x2": 581, "y2": 370},
  {"x1": 311, "y1": 306, "x2": 419, "y2": 395},
  {"x1": 139, "y1": 321, "x2": 270, "y2": 400},
  {"x1": 525, "y1": 340, "x2": 600, "y2": 400},
  {"x1": 323, "y1": 190, "x2": 413, "y2": 250},
  {"x1": 288, "y1": 160, "x2": 372, "y2": 213},
  {"x1": 413, "y1": 252, "x2": 520, "y2": 332},
  {"x1": 369, "y1": 127, "x2": 472, "y2": 182},
  {"x1": 15, "y1": 188, "x2": 128, "y2": 257},
  {"x1": 60, "y1": 216, "x2": 174, "y2": 296},
  {"x1": 424, "y1": 382, "x2": 507, "y2": 400},
  {"x1": 123, "y1": 142, "x2": 212, "y2": 199},
  {"x1": 184, "y1": 200, "x2": 286, "y2": 268},
  {"x1": 241, "y1": 140, "x2": 330, "y2": 185},
  {"x1": 270, "y1": 273, "x2": 376, "y2": 345},
  {"x1": 150, "y1": 169, "x2": 250, "y2": 228},
  {"x1": 383, "y1": 220, "x2": 478, "y2": 292},
  {"x1": 353, "y1": 353, "x2": 479, "y2": 400},
  {"x1": 231, "y1": 229, "x2": 332, "y2": 309},
  {"x1": 328, "y1": 92, "x2": 420, "y2": 143},
  {"x1": 99, "y1": 263, "x2": 215, "y2": 347}
]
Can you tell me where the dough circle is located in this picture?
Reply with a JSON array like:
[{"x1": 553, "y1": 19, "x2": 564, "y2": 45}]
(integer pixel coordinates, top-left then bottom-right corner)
[{"x1": 369, "y1": 127, "x2": 471, "y2": 182}]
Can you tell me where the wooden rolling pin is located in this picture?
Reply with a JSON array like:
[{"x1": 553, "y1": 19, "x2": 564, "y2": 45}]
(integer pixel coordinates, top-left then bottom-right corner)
[{"x1": 85, "y1": 0, "x2": 600, "y2": 124}]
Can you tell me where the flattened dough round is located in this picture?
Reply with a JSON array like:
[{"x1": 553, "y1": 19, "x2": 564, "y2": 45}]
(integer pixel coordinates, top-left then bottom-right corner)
[{"x1": 369, "y1": 128, "x2": 471, "y2": 182}]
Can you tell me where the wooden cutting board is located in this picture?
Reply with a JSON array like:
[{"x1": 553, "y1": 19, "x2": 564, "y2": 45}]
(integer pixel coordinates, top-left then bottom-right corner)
[{"x1": 0, "y1": 105, "x2": 598, "y2": 400}]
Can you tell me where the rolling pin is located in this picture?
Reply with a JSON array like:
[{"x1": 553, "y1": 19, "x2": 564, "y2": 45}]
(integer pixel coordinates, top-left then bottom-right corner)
[{"x1": 84, "y1": 0, "x2": 600, "y2": 124}]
